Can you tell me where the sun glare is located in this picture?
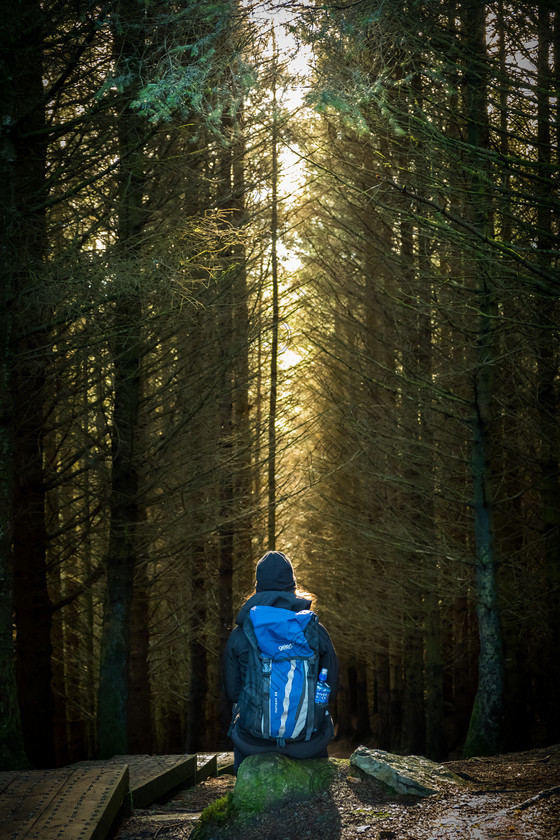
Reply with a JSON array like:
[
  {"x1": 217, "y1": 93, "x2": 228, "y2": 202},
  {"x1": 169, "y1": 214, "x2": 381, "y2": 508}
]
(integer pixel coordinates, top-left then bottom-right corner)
[{"x1": 245, "y1": 2, "x2": 314, "y2": 372}]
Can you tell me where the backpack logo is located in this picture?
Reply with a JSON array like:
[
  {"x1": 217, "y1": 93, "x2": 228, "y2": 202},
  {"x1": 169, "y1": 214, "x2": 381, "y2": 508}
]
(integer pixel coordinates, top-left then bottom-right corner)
[{"x1": 236, "y1": 605, "x2": 320, "y2": 743}]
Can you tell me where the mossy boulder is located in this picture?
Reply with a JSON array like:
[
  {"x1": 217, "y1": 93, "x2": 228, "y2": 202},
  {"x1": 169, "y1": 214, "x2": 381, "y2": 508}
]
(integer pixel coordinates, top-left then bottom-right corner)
[
  {"x1": 190, "y1": 753, "x2": 336, "y2": 839},
  {"x1": 233, "y1": 753, "x2": 336, "y2": 813}
]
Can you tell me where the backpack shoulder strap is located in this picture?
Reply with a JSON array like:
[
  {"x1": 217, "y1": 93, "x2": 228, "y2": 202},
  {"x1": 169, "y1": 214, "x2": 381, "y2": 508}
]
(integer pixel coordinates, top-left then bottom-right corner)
[
  {"x1": 232, "y1": 614, "x2": 272, "y2": 739},
  {"x1": 302, "y1": 612, "x2": 319, "y2": 740}
]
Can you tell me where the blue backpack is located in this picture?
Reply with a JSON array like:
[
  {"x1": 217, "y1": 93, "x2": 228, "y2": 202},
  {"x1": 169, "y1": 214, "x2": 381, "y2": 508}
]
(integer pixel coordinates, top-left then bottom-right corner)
[{"x1": 235, "y1": 605, "x2": 320, "y2": 744}]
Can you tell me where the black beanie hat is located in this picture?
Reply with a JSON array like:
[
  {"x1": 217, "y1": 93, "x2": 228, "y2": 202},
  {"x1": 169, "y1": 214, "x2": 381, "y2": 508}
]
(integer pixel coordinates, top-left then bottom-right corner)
[{"x1": 255, "y1": 551, "x2": 296, "y2": 592}]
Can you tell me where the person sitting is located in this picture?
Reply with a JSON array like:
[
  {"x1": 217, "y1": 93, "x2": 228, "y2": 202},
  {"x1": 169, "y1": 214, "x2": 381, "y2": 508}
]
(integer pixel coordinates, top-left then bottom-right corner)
[{"x1": 223, "y1": 550, "x2": 339, "y2": 774}]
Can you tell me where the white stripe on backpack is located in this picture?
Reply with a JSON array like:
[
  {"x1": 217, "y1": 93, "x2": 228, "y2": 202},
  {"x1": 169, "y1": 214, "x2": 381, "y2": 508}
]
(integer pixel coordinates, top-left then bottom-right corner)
[
  {"x1": 279, "y1": 660, "x2": 296, "y2": 737},
  {"x1": 291, "y1": 660, "x2": 309, "y2": 739}
]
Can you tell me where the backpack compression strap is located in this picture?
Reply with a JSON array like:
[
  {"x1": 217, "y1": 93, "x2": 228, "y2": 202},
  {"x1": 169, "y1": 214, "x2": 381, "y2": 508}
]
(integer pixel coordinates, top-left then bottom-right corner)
[
  {"x1": 261, "y1": 658, "x2": 272, "y2": 736},
  {"x1": 305, "y1": 663, "x2": 316, "y2": 741}
]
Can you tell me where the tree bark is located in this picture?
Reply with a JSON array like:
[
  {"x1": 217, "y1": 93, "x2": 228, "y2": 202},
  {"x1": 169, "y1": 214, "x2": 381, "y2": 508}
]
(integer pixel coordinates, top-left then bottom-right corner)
[
  {"x1": 424, "y1": 591, "x2": 447, "y2": 759},
  {"x1": 3, "y1": 0, "x2": 54, "y2": 768},
  {"x1": 231, "y1": 99, "x2": 253, "y2": 594},
  {"x1": 97, "y1": 293, "x2": 141, "y2": 758},
  {"x1": 97, "y1": 0, "x2": 144, "y2": 758},
  {"x1": 401, "y1": 623, "x2": 425, "y2": 754},
  {"x1": 186, "y1": 544, "x2": 208, "y2": 753},
  {"x1": 535, "y1": 3, "x2": 560, "y2": 744},
  {"x1": 462, "y1": 0, "x2": 504, "y2": 758},
  {"x1": 268, "y1": 31, "x2": 280, "y2": 549},
  {"x1": 0, "y1": 21, "x2": 26, "y2": 760},
  {"x1": 127, "y1": 558, "x2": 153, "y2": 753},
  {"x1": 372, "y1": 647, "x2": 391, "y2": 750}
]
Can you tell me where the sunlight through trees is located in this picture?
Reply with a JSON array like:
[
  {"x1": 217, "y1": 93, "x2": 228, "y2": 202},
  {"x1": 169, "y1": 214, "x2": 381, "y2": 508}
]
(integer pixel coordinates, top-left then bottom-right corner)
[{"x1": 0, "y1": 0, "x2": 558, "y2": 769}]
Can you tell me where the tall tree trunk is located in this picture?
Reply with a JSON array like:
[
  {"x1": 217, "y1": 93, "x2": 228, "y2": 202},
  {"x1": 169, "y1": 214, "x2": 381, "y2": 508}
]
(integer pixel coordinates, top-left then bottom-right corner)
[
  {"x1": 389, "y1": 643, "x2": 403, "y2": 750},
  {"x1": 334, "y1": 663, "x2": 354, "y2": 740},
  {"x1": 268, "y1": 32, "x2": 280, "y2": 549},
  {"x1": 372, "y1": 646, "x2": 391, "y2": 750},
  {"x1": 462, "y1": 0, "x2": 504, "y2": 758},
  {"x1": 217, "y1": 124, "x2": 235, "y2": 654},
  {"x1": 186, "y1": 544, "x2": 208, "y2": 753},
  {"x1": 97, "y1": 289, "x2": 141, "y2": 758},
  {"x1": 354, "y1": 663, "x2": 372, "y2": 741},
  {"x1": 232, "y1": 100, "x2": 253, "y2": 594},
  {"x1": 0, "y1": 0, "x2": 28, "y2": 768},
  {"x1": 97, "y1": 1, "x2": 144, "y2": 758},
  {"x1": 401, "y1": 623, "x2": 425, "y2": 754},
  {"x1": 535, "y1": 3, "x2": 560, "y2": 744},
  {"x1": 424, "y1": 590, "x2": 446, "y2": 759},
  {"x1": 127, "y1": 558, "x2": 153, "y2": 753},
  {"x1": 398, "y1": 196, "x2": 426, "y2": 756},
  {"x1": 492, "y1": 0, "x2": 532, "y2": 751},
  {"x1": 418, "y1": 264, "x2": 446, "y2": 759},
  {"x1": 4, "y1": 0, "x2": 54, "y2": 768}
]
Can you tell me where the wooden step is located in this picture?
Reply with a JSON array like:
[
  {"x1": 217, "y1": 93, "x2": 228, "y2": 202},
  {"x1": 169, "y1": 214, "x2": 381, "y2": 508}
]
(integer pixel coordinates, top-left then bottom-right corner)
[
  {"x1": 72, "y1": 754, "x2": 197, "y2": 809},
  {"x1": 0, "y1": 764, "x2": 129, "y2": 840},
  {"x1": 0, "y1": 752, "x2": 221, "y2": 839},
  {"x1": 126, "y1": 754, "x2": 197, "y2": 808},
  {"x1": 216, "y1": 752, "x2": 235, "y2": 776},
  {"x1": 194, "y1": 752, "x2": 234, "y2": 779},
  {"x1": 196, "y1": 753, "x2": 218, "y2": 782}
]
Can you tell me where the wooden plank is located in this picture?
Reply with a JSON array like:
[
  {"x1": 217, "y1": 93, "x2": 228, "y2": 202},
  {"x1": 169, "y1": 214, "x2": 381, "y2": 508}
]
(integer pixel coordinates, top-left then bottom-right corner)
[
  {"x1": 218, "y1": 761, "x2": 235, "y2": 776},
  {"x1": 0, "y1": 772, "x2": 20, "y2": 796},
  {"x1": 104, "y1": 755, "x2": 197, "y2": 809},
  {"x1": 0, "y1": 770, "x2": 70, "y2": 840},
  {"x1": 0, "y1": 765, "x2": 129, "y2": 840},
  {"x1": 196, "y1": 754, "x2": 218, "y2": 783},
  {"x1": 83, "y1": 755, "x2": 196, "y2": 809},
  {"x1": 72, "y1": 754, "x2": 197, "y2": 809},
  {"x1": 216, "y1": 752, "x2": 235, "y2": 776},
  {"x1": 24, "y1": 766, "x2": 129, "y2": 840}
]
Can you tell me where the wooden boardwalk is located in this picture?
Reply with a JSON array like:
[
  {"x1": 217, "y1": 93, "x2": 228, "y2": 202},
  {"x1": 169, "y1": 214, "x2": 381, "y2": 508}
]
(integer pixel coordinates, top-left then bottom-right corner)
[{"x1": 0, "y1": 753, "x2": 233, "y2": 840}]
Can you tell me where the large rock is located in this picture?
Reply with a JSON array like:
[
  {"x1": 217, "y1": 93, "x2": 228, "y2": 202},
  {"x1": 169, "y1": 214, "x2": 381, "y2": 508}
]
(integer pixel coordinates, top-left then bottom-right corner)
[
  {"x1": 350, "y1": 747, "x2": 466, "y2": 797},
  {"x1": 190, "y1": 753, "x2": 336, "y2": 839},
  {"x1": 233, "y1": 753, "x2": 336, "y2": 813}
]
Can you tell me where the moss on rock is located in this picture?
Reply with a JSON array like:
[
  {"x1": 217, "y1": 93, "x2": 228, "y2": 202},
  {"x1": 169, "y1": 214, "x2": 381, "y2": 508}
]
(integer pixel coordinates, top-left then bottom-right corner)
[
  {"x1": 189, "y1": 793, "x2": 236, "y2": 840},
  {"x1": 233, "y1": 753, "x2": 336, "y2": 813},
  {"x1": 190, "y1": 753, "x2": 337, "y2": 839}
]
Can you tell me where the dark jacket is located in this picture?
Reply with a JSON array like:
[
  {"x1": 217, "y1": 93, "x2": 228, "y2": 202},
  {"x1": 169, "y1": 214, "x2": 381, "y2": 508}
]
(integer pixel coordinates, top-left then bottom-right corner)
[{"x1": 223, "y1": 589, "x2": 339, "y2": 759}]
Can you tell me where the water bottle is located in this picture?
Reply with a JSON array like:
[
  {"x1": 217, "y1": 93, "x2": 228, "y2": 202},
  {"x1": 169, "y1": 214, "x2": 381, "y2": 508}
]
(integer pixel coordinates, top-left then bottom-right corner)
[{"x1": 315, "y1": 668, "x2": 331, "y2": 705}]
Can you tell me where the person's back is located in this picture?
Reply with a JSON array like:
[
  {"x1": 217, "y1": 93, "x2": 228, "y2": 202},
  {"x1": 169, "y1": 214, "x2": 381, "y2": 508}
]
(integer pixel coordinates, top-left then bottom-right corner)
[{"x1": 223, "y1": 550, "x2": 339, "y2": 773}]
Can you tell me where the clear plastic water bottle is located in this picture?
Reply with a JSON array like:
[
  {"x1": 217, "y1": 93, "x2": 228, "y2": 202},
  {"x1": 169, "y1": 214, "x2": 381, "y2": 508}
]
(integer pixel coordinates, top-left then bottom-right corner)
[{"x1": 315, "y1": 668, "x2": 331, "y2": 705}]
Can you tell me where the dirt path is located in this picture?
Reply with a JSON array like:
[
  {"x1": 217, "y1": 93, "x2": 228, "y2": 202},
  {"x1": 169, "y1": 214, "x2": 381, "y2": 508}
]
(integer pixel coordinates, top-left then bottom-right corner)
[{"x1": 113, "y1": 745, "x2": 560, "y2": 839}]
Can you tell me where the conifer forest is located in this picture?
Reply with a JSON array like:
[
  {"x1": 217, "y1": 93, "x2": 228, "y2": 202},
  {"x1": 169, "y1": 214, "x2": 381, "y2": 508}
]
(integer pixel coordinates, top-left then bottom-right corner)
[{"x1": 1, "y1": 0, "x2": 559, "y2": 771}]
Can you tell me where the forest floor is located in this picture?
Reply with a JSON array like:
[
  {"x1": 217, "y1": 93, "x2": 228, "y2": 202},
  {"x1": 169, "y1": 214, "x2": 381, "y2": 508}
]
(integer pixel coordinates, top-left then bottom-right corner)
[{"x1": 112, "y1": 743, "x2": 560, "y2": 840}]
